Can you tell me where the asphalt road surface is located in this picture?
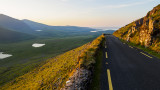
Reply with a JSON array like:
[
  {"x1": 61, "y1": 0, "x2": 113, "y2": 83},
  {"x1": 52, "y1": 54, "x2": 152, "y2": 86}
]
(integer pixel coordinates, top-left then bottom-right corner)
[{"x1": 101, "y1": 35, "x2": 160, "y2": 90}]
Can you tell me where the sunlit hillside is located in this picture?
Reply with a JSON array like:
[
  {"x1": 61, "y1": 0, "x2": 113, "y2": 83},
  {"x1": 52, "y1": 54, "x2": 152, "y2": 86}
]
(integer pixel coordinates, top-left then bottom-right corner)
[
  {"x1": 113, "y1": 4, "x2": 160, "y2": 53},
  {"x1": 0, "y1": 35, "x2": 104, "y2": 90}
]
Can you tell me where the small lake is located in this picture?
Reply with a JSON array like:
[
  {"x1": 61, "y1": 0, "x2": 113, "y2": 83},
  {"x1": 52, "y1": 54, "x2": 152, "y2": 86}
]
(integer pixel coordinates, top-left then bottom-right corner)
[
  {"x1": 32, "y1": 43, "x2": 45, "y2": 47},
  {"x1": 36, "y1": 30, "x2": 43, "y2": 32},
  {"x1": 0, "y1": 52, "x2": 12, "y2": 59},
  {"x1": 90, "y1": 31, "x2": 97, "y2": 32}
]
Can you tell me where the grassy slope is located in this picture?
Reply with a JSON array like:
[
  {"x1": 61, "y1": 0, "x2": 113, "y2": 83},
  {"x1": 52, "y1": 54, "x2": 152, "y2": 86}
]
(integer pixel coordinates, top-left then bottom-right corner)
[
  {"x1": 88, "y1": 40, "x2": 104, "y2": 90},
  {"x1": 0, "y1": 35, "x2": 104, "y2": 90},
  {"x1": 0, "y1": 35, "x2": 97, "y2": 86},
  {"x1": 91, "y1": 50, "x2": 103, "y2": 90}
]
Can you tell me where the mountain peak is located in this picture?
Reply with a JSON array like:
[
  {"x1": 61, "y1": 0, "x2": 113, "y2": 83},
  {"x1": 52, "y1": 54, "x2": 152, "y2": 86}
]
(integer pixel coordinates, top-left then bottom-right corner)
[
  {"x1": 0, "y1": 14, "x2": 8, "y2": 16},
  {"x1": 0, "y1": 14, "x2": 16, "y2": 20}
]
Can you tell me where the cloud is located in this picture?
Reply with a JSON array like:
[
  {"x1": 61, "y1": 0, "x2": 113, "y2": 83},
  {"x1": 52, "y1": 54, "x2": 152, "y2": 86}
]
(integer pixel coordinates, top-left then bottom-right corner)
[
  {"x1": 59, "y1": 0, "x2": 94, "y2": 2},
  {"x1": 102, "y1": 0, "x2": 155, "y2": 9},
  {"x1": 60, "y1": 0, "x2": 69, "y2": 1}
]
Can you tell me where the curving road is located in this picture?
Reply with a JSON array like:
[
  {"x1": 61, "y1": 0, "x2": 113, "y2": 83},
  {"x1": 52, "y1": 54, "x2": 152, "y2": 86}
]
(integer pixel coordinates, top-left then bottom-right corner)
[{"x1": 101, "y1": 35, "x2": 160, "y2": 90}]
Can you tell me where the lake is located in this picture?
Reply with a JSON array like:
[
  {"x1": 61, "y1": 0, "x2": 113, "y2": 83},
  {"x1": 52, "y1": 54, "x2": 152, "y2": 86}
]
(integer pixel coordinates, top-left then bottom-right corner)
[
  {"x1": 36, "y1": 30, "x2": 43, "y2": 31},
  {"x1": 90, "y1": 31, "x2": 97, "y2": 32},
  {"x1": 32, "y1": 43, "x2": 45, "y2": 47},
  {"x1": 0, "y1": 52, "x2": 12, "y2": 59}
]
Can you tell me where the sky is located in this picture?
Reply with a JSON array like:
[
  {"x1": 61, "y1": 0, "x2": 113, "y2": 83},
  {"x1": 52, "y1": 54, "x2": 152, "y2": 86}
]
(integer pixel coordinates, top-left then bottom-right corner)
[{"x1": 0, "y1": 0, "x2": 159, "y2": 27}]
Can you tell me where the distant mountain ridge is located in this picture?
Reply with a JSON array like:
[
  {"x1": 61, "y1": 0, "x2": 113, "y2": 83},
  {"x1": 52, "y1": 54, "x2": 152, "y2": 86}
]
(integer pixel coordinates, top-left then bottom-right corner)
[
  {"x1": 0, "y1": 14, "x2": 97, "y2": 36},
  {"x1": 22, "y1": 19, "x2": 50, "y2": 30},
  {"x1": 0, "y1": 14, "x2": 115, "y2": 42},
  {"x1": 22, "y1": 19, "x2": 115, "y2": 35},
  {"x1": 22, "y1": 19, "x2": 114, "y2": 37},
  {"x1": 0, "y1": 14, "x2": 96, "y2": 39},
  {"x1": 0, "y1": 14, "x2": 35, "y2": 34},
  {"x1": 22, "y1": 19, "x2": 95, "y2": 32},
  {"x1": 113, "y1": 4, "x2": 160, "y2": 52}
]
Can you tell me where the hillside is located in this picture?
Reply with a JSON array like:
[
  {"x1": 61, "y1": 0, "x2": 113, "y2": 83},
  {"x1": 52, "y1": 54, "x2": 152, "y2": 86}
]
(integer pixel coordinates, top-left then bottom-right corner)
[
  {"x1": 0, "y1": 14, "x2": 35, "y2": 34},
  {"x1": 0, "y1": 35, "x2": 104, "y2": 90},
  {"x1": 113, "y1": 4, "x2": 160, "y2": 53},
  {"x1": 0, "y1": 26, "x2": 34, "y2": 43}
]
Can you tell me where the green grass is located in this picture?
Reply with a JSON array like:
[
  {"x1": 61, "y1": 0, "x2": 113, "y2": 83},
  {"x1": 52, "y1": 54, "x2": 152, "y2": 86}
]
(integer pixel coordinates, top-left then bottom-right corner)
[
  {"x1": 89, "y1": 50, "x2": 103, "y2": 90},
  {"x1": 88, "y1": 38, "x2": 104, "y2": 90},
  {"x1": 0, "y1": 35, "x2": 104, "y2": 90},
  {"x1": 120, "y1": 39, "x2": 160, "y2": 59},
  {"x1": 0, "y1": 35, "x2": 98, "y2": 86}
]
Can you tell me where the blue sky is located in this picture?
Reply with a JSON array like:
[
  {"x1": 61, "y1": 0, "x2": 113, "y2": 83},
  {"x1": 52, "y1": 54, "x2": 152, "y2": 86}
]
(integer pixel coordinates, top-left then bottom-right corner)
[{"x1": 0, "y1": 0, "x2": 159, "y2": 27}]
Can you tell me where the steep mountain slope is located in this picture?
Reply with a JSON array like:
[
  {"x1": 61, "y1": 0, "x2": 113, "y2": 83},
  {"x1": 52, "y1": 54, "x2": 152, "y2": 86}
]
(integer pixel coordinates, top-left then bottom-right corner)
[
  {"x1": 0, "y1": 14, "x2": 35, "y2": 34},
  {"x1": 0, "y1": 26, "x2": 34, "y2": 43},
  {"x1": 113, "y1": 4, "x2": 160, "y2": 52}
]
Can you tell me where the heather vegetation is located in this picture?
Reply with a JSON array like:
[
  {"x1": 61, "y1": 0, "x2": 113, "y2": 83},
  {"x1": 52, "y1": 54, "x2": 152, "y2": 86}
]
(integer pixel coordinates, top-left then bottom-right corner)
[{"x1": 0, "y1": 35, "x2": 105, "y2": 90}]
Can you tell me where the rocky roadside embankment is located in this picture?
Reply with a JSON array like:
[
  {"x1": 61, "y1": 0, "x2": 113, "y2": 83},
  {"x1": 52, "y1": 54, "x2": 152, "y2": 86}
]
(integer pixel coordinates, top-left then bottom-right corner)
[
  {"x1": 61, "y1": 69, "x2": 91, "y2": 90},
  {"x1": 61, "y1": 35, "x2": 105, "y2": 90}
]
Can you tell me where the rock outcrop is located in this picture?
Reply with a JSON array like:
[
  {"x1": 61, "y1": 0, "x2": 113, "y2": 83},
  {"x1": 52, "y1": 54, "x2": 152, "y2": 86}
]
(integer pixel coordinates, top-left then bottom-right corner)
[
  {"x1": 113, "y1": 4, "x2": 160, "y2": 52},
  {"x1": 61, "y1": 68, "x2": 91, "y2": 90}
]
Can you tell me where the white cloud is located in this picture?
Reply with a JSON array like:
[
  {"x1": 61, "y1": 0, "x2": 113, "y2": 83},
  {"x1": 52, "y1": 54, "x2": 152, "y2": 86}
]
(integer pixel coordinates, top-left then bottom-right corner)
[
  {"x1": 102, "y1": 0, "x2": 155, "y2": 9},
  {"x1": 60, "y1": 0, "x2": 69, "y2": 1}
]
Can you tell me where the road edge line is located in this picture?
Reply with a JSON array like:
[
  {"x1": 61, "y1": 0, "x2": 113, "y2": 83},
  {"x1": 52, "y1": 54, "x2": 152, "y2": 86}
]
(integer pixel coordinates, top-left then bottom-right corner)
[
  {"x1": 140, "y1": 52, "x2": 152, "y2": 58},
  {"x1": 107, "y1": 69, "x2": 113, "y2": 90},
  {"x1": 106, "y1": 52, "x2": 108, "y2": 58}
]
